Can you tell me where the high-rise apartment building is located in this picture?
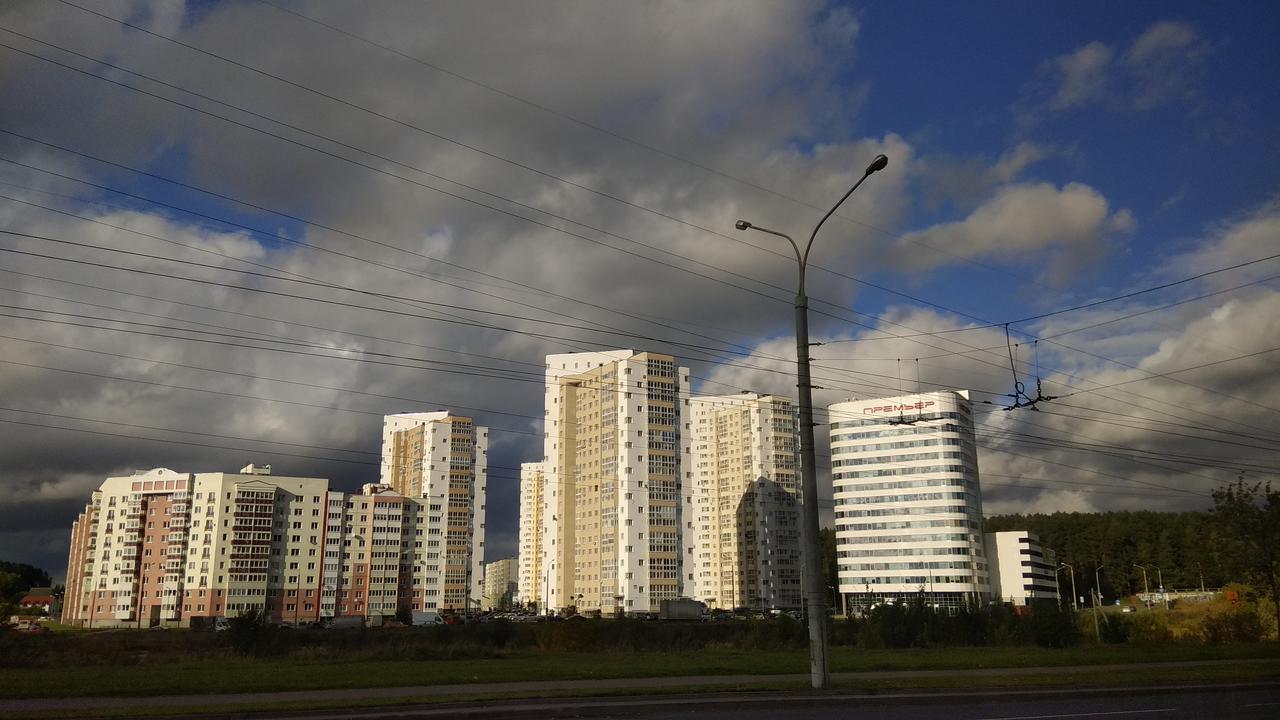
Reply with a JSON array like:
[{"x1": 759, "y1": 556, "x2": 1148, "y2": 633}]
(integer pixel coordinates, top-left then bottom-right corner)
[
  {"x1": 482, "y1": 557, "x2": 518, "y2": 610},
  {"x1": 380, "y1": 411, "x2": 487, "y2": 612},
  {"x1": 539, "y1": 350, "x2": 690, "y2": 615},
  {"x1": 985, "y1": 531, "x2": 1059, "y2": 606},
  {"x1": 64, "y1": 465, "x2": 329, "y2": 628},
  {"x1": 827, "y1": 390, "x2": 989, "y2": 610},
  {"x1": 685, "y1": 393, "x2": 802, "y2": 611},
  {"x1": 516, "y1": 461, "x2": 546, "y2": 609},
  {"x1": 64, "y1": 447, "x2": 489, "y2": 628}
]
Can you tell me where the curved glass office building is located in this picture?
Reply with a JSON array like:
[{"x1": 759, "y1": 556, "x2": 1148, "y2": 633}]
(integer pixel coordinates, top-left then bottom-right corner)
[{"x1": 827, "y1": 390, "x2": 989, "y2": 612}]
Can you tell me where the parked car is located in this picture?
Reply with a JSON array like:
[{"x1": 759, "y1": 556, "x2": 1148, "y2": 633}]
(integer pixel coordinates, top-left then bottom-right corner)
[{"x1": 411, "y1": 611, "x2": 445, "y2": 626}]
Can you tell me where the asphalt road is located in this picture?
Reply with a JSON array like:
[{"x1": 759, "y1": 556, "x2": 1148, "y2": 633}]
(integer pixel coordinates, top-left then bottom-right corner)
[{"x1": 233, "y1": 684, "x2": 1280, "y2": 720}]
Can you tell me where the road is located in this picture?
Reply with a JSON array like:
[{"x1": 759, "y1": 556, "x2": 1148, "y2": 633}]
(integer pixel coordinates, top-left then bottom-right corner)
[{"x1": 208, "y1": 684, "x2": 1280, "y2": 719}]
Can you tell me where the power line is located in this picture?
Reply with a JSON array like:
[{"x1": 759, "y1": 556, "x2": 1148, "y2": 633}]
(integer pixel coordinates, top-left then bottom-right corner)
[
  {"x1": 37, "y1": 2, "x2": 969, "y2": 324},
  {"x1": 7, "y1": 133, "x2": 1263, "y2": 446},
  {"x1": 7, "y1": 13, "x2": 1273, "y2": 445},
  {"x1": 0, "y1": 29, "x2": 827, "y2": 316},
  {"x1": 0, "y1": 224, "x2": 953, "y2": 400}
]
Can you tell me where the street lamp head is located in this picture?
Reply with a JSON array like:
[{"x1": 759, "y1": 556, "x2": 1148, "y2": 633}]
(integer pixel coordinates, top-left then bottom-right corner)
[
  {"x1": 865, "y1": 154, "x2": 889, "y2": 175},
  {"x1": 734, "y1": 219, "x2": 752, "y2": 231}
]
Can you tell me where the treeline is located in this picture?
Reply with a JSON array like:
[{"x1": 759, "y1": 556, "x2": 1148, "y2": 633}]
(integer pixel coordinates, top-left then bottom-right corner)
[
  {"x1": 0, "y1": 561, "x2": 54, "y2": 617},
  {"x1": 984, "y1": 511, "x2": 1224, "y2": 600}
]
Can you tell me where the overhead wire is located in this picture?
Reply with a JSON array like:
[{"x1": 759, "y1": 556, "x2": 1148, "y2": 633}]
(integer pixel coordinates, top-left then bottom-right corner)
[
  {"x1": 3, "y1": 32, "x2": 1273, "y2": 440},
  {"x1": 2, "y1": 2, "x2": 1269, "y2": 504}
]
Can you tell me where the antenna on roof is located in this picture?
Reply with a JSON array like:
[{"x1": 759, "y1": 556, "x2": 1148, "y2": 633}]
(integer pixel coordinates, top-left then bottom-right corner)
[{"x1": 886, "y1": 359, "x2": 922, "y2": 425}]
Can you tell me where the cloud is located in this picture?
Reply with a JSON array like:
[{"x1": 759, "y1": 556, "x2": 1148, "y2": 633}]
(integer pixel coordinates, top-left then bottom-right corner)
[
  {"x1": 887, "y1": 181, "x2": 1133, "y2": 279},
  {"x1": 1049, "y1": 42, "x2": 1114, "y2": 111},
  {"x1": 1023, "y1": 20, "x2": 1209, "y2": 119},
  {"x1": 700, "y1": 281, "x2": 1280, "y2": 519},
  {"x1": 1161, "y1": 199, "x2": 1280, "y2": 287},
  {"x1": 0, "y1": 0, "x2": 914, "y2": 578},
  {"x1": 917, "y1": 142, "x2": 1049, "y2": 211},
  {"x1": 1121, "y1": 21, "x2": 1207, "y2": 111}
]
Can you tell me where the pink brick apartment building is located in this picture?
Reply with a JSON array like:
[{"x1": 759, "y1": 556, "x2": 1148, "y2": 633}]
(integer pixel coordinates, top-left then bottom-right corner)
[{"x1": 63, "y1": 456, "x2": 487, "y2": 628}]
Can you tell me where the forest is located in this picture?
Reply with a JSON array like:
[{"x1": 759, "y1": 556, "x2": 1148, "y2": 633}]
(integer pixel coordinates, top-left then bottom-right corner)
[{"x1": 984, "y1": 511, "x2": 1223, "y2": 601}]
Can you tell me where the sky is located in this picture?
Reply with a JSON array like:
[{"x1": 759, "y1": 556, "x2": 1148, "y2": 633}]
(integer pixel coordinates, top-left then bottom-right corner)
[{"x1": 1, "y1": 0, "x2": 1278, "y2": 581}]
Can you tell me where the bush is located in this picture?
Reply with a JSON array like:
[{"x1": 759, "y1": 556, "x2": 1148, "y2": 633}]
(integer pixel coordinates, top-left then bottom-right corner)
[
  {"x1": 1118, "y1": 612, "x2": 1175, "y2": 644},
  {"x1": 1023, "y1": 603, "x2": 1081, "y2": 648},
  {"x1": 1202, "y1": 606, "x2": 1268, "y2": 643},
  {"x1": 395, "y1": 607, "x2": 413, "y2": 626},
  {"x1": 840, "y1": 600, "x2": 1080, "y2": 649},
  {"x1": 225, "y1": 609, "x2": 289, "y2": 658}
]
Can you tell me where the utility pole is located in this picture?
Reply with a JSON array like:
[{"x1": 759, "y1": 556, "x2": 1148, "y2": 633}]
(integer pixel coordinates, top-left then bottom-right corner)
[
  {"x1": 1092, "y1": 563, "x2": 1104, "y2": 643},
  {"x1": 734, "y1": 154, "x2": 889, "y2": 690}
]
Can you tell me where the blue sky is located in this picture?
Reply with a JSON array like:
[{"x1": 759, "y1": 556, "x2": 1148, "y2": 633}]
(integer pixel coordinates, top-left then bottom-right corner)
[{"x1": 837, "y1": 0, "x2": 1280, "y2": 325}]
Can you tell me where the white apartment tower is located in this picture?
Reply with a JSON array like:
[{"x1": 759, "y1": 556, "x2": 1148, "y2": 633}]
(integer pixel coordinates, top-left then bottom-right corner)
[
  {"x1": 686, "y1": 393, "x2": 802, "y2": 611},
  {"x1": 516, "y1": 462, "x2": 546, "y2": 609},
  {"x1": 540, "y1": 350, "x2": 691, "y2": 615},
  {"x1": 380, "y1": 411, "x2": 487, "y2": 610},
  {"x1": 827, "y1": 390, "x2": 989, "y2": 610}
]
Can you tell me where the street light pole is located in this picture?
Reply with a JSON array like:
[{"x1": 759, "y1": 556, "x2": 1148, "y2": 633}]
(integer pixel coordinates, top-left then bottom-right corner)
[
  {"x1": 1133, "y1": 564, "x2": 1150, "y2": 608},
  {"x1": 1154, "y1": 565, "x2": 1168, "y2": 609},
  {"x1": 1059, "y1": 562, "x2": 1078, "y2": 611},
  {"x1": 735, "y1": 153, "x2": 889, "y2": 690}
]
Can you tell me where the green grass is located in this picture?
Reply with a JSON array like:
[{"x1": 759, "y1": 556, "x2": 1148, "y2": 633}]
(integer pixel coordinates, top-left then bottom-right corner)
[
  {"x1": 9, "y1": 659, "x2": 1280, "y2": 720},
  {"x1": 2, "y1": 643, "x2": 1278, "y2": 700}
]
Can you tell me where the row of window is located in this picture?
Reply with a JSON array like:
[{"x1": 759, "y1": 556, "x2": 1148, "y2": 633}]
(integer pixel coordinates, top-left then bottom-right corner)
[
  {"x1": 833, "y1": 464, "x2": 972, "y2": 481},
  {"x1": 830, "y1": 411, "x2": 966, "y2": 430},
  {"x1": 835, "y1": 505, "x2": 970, "y2": 519},
  {"x1": 832, "y1": 451, "x2": 968, "y2": 468}
]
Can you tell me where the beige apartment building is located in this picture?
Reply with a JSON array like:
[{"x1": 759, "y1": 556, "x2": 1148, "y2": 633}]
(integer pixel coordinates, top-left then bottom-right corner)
[
  {"x1": 63, "y1": 465, "x2": 332, "y2": 628},
  {"x1": 537, "y1": 350, "x2": 690, "y2": 615},
  {"x1": 482, "y1": 557, "x2": 518, "y2": 610},
  {"x1": 686, "y1": 393, "x2": 802, "y2": 611},
  {"x1": 516, "y1": 462, "x2": 546, "y2": 609},
  {"x1": 380, "y1": 411, "x2": 487, "y2": 611}
]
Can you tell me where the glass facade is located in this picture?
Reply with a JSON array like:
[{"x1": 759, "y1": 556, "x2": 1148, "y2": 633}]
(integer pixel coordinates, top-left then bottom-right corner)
[{"x1": 828, "y1": 391, "x2": 989, "y2": 613}]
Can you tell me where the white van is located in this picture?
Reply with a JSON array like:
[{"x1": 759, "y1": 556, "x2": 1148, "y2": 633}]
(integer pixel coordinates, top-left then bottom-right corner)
[{"x1": 412, "y1": 611, "x2": 444, "y2": 626}]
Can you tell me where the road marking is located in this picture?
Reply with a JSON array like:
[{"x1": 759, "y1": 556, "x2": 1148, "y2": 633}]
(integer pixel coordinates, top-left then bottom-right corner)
[
  {"x1": 975, "y1": 710, "x2": 1176, "y2": 720},
  {"x1": 1244, "y1": 702, "x2": 1280, "y2": 707}
]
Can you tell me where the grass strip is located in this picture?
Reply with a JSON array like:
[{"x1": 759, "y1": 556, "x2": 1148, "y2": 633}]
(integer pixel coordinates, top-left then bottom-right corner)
[
  {"x1": 3, "y1": 643, "x2": 1278, "y2": 699},
  {"x1": 9, "y1": 660, "x2": 1280, "y2": 720}
]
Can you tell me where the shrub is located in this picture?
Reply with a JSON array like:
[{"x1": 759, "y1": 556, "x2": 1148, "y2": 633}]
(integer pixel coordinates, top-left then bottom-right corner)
[
  {"x1": 225, "y1": 608, "x2": 289, "y2": 658},
  {"x1": 395, "y1": 607, "x2": 413, "y2": 626},
  {"x1": 1023, "y1": 603, "x2": 1081, "y2": 648},
  {"x1": 1201, "y1": 606, "x2": 1267, "y2": 643}
]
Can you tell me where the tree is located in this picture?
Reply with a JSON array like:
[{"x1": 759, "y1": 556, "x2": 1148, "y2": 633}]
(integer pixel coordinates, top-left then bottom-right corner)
[
  {"x1": 0, "y1": 562, "x2": 53, "y2": 597},
  {"x1": 1212, "y1": 479, "x2": 1280, "y2": 639}
]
